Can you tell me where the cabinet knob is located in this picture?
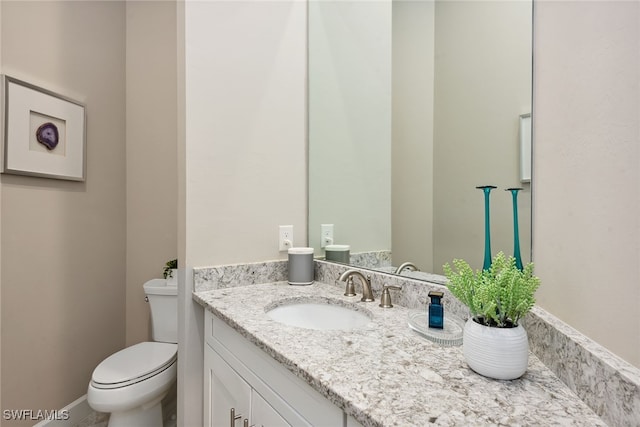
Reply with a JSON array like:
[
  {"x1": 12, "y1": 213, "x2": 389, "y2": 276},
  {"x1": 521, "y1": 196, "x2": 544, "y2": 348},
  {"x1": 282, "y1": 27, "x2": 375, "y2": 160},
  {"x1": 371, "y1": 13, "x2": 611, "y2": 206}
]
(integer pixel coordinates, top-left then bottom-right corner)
[{"x1": 230, "y1": 408, "x2": 242, "y2": 427}]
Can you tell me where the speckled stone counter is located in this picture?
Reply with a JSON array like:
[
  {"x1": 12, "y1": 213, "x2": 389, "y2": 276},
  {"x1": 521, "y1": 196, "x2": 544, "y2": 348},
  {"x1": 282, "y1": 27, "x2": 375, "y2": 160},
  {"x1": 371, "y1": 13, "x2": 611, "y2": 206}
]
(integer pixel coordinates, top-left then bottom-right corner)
[{"x1": 194, "y1": 281, "x2": 607, "y2": 427}]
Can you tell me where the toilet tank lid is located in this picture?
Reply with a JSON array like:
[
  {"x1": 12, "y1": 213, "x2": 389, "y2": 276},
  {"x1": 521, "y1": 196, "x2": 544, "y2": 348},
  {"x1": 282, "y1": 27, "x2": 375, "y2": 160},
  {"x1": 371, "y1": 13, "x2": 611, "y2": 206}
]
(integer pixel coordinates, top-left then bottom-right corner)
[{"x1": 143, "y1": 278, "x2": 177, "y2": 296}]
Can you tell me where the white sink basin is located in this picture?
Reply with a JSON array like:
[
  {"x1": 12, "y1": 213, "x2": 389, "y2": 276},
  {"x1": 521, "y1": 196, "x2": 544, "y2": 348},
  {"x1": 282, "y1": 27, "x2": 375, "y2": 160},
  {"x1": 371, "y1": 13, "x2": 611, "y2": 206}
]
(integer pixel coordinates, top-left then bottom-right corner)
[{"x1": 265, "y1": 299, "x2": 372, "y2": 331}]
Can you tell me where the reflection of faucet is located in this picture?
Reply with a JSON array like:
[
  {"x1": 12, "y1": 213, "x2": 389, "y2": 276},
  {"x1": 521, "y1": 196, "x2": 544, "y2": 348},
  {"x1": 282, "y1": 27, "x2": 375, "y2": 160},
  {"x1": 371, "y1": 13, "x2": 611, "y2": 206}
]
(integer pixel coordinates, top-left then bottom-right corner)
[
  {"x1": 394, "y1": 262, "x2": 419, "y2": 274},
  {"x1": 337, "y1": 270, "x2": 375, "y2": 302}
]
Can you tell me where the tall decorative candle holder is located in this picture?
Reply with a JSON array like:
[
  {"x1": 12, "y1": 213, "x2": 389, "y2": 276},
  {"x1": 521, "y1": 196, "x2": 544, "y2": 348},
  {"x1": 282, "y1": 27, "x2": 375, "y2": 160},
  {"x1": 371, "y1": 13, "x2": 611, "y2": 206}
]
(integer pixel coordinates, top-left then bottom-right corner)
[
  {"x1": 507, "y1": 188, "x2": 524, "y2": 270},
  {"x1": 476, "y1": 185, "x2": 497, "y2": 270}
]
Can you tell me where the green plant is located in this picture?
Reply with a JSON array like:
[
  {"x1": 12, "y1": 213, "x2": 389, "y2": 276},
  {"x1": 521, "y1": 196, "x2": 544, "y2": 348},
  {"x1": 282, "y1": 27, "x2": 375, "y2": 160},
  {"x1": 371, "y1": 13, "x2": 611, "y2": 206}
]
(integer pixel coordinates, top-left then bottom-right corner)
[
  {"x1": 443, "y1": 251, "x2": 540, "y2": 328},
  {"x1": 163, "y1": 259, "x2": 178, "y2": 279}
]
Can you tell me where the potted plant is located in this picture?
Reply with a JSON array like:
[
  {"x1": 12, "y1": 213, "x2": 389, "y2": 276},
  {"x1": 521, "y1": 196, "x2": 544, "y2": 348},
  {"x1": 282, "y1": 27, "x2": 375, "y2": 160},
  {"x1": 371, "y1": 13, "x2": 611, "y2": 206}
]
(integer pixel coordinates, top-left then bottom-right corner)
[
  {"x1": 163, "y1": 259, "x2": 178, "y2": 286},
  {"x1": 443, "y1": 251, "x2": 540, "y2": 380}
]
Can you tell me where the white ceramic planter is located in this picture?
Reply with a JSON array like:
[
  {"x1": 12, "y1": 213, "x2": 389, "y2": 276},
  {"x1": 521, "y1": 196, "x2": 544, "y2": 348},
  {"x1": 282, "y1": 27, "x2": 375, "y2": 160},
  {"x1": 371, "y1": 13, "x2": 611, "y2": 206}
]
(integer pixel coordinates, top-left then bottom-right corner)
[{"x1": 462, "y1": 318, "x2": 529, "y2": 380}]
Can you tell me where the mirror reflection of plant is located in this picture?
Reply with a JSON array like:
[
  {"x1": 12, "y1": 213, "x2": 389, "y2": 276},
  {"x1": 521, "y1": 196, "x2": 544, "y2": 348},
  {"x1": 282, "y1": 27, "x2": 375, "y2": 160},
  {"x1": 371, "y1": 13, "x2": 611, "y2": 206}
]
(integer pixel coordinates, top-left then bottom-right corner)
[
  {"x1": 443, "y1": 252, "x2": 540, "y2": 328},
  {"x1": 163, "y1": 259, "x2": 178, "y2": 279}
]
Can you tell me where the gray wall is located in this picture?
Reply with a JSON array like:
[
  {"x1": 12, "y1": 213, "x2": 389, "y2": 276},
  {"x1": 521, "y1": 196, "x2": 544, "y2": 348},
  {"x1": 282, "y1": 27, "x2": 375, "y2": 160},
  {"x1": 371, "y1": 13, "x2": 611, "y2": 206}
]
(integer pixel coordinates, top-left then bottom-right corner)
[
  {"x1": 1, "y1": 2, "x2": 126, "y2": 422},
  {"x1": 0, "y1": 2, "x2": 179, "y2": 423},
  {"x1": 533, "y1": 0, "x2": 640, "y2": 367}
]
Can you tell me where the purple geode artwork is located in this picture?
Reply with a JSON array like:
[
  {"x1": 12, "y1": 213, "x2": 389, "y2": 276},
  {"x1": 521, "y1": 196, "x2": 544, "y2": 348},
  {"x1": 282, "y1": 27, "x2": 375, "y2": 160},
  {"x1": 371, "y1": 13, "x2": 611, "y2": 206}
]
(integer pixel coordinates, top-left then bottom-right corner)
[{"x1": 36, "y1": 122, "x2": 59, "y2": 150}]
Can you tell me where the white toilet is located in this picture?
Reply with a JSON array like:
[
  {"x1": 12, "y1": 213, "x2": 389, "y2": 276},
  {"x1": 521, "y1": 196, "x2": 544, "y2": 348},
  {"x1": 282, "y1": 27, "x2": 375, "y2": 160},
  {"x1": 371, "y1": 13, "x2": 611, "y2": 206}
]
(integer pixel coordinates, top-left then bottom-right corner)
[{"x1": 88, "y1": 279, "x2": 178, "y2": 427}]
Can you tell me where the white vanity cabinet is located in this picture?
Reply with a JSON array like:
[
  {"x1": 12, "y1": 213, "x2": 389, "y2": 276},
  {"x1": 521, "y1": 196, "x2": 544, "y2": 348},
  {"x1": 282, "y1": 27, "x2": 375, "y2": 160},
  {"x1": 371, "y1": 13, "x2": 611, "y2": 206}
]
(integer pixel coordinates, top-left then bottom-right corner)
[
  {"x1": 205, "y1": 348, "x2": 251, "y2": 426},
  {"x1": 205, "y1": 348, "x2": 287, "y2": 426},
  {"x1": 204, "y1": 311, "x2": 357, "y2": 427}
]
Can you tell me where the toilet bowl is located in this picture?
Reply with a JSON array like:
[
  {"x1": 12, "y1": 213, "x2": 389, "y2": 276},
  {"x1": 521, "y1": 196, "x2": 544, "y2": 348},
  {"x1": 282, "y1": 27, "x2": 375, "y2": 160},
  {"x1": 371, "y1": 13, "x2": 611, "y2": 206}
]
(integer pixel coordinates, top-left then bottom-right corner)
[{"x1": 88, "y1": 279, "x2": 178, "y2": 427}]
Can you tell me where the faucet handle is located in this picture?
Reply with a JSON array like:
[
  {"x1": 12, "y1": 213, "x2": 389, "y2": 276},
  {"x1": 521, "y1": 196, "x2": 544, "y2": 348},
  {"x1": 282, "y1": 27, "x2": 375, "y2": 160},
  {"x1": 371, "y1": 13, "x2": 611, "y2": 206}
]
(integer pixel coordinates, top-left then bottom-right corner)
[
  {"x1": 379, "y1": 284, "x2": 402, "y2": 308},
  {"x1": 343, "y1": 277, "x2": 356, "y2": 296}
]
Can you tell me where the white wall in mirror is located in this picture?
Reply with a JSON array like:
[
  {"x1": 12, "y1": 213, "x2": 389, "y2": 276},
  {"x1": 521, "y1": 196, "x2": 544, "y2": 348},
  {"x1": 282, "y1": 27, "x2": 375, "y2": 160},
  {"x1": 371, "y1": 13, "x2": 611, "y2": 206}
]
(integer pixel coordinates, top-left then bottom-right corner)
[
  {"x1": 431, "y1": 0, "x2": 532, "y2": 273},
  {"x1": 308, "y1": 0, "x2": 392, "y2": 254},
  {"x1": 391, "y1": 0, "x2": 436, "y2": 271},
  {"x1": 309, "y1": 0, "x2": 532, "y2": 275}
]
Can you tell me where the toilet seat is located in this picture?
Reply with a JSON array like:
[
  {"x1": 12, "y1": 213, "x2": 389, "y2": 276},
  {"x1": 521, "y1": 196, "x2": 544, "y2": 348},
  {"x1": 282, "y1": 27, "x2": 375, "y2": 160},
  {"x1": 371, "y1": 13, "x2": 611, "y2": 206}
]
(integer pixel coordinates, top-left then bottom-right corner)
[{"x1": 91, "y1": 342, "x2": 177, "y2": 390}]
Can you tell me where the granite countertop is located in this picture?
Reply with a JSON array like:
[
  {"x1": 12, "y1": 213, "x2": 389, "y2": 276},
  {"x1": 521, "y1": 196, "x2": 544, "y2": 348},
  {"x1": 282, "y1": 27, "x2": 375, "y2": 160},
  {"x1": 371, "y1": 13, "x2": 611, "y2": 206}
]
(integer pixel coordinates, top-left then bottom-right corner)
[{"x1": 193, "y1": 281, "x2": 606, "y2": 427}]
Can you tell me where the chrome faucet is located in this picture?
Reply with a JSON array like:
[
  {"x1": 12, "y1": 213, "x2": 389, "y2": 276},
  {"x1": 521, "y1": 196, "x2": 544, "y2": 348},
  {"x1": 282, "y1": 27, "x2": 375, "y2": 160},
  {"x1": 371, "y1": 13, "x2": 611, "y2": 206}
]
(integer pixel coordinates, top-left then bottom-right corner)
[
  {"x1": 394, "y1": 262, "x2": 419, "y2": 274},
  {"x1": 337, "y1": 270, "x2": 375, "y2": 302}
]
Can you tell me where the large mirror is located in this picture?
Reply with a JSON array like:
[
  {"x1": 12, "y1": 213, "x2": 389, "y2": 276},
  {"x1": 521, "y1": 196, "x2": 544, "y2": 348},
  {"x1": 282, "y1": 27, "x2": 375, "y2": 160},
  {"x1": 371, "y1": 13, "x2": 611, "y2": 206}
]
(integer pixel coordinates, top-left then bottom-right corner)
[{"x1": 309, "y1": 0, "x2": 533, "y2": 279}]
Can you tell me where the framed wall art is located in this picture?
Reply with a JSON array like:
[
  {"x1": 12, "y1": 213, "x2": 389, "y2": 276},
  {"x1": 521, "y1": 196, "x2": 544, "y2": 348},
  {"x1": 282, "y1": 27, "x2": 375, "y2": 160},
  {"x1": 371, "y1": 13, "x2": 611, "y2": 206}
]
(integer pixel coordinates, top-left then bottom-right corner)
[{"x1": 2, "y1": 75, "x2": 86, "y2": 181}]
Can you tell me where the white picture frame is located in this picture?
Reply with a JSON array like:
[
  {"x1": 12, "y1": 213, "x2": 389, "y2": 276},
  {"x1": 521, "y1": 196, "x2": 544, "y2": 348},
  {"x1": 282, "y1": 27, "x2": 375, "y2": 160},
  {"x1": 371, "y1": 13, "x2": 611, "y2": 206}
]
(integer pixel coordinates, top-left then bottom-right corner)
[
  {"x1": 519, "y1": 113, "x2": 531, "y2": 183},
  {"x1": 2, "y1": 75, "x2": 86, "y2": 181}
]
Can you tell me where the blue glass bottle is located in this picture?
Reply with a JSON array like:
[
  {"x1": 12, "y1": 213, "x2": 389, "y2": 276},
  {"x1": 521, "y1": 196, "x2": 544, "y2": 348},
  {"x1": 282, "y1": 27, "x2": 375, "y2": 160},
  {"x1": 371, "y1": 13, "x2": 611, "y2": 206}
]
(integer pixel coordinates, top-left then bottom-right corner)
[{"x1": 428, "y1": 291, "x2": 444, "y2": 329}]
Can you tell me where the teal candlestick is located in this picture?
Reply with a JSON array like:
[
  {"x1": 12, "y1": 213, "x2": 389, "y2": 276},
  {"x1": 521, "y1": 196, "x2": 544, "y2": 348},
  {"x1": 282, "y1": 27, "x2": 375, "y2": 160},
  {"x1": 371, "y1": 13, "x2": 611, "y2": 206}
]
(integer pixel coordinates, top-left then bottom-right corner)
[
  {"x1": 507, "y1": 188, "x2": 524, "y2": 270},
  {"x1": 476, "y1": 185, "x2": 497, "y2": 270}
]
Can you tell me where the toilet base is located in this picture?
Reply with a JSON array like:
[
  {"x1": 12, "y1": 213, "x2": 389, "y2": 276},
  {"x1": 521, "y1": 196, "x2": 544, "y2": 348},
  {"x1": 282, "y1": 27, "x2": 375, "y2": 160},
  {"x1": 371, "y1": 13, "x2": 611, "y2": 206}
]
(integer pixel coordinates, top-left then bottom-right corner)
[{"x1": 107, "y1": 393, "x2": 165, "y2": 427}]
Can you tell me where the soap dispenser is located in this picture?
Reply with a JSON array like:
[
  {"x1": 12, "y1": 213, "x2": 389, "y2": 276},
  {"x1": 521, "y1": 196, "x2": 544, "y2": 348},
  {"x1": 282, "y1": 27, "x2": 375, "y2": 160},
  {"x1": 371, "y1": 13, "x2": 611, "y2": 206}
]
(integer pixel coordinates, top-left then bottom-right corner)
[{"x1": 428, "y1": 291, "x2": 444, "y2": 329}]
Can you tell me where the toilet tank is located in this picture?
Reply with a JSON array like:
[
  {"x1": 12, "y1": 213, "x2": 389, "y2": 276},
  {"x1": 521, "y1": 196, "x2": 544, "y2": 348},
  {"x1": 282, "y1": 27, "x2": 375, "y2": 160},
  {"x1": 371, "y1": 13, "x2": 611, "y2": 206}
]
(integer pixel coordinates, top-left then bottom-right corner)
[{"x1": 143, "y1": 279, "x2": 178, "y2": 343}]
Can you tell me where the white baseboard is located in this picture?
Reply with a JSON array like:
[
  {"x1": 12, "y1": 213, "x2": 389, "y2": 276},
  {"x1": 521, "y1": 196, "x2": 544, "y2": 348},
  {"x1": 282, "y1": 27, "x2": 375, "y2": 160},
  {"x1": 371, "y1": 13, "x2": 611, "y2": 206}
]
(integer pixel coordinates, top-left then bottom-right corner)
[{"x1": 32, "y1": 394, "x2": 94, "y2": 427}]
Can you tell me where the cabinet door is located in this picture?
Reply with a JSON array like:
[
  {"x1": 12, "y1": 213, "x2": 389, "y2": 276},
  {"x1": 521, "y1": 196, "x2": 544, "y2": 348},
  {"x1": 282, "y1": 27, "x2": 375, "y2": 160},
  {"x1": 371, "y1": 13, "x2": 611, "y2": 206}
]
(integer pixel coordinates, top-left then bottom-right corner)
[
  {"x1": 251, "y1": 390, "x2": 290, "y2": 427},
  {"x1": 346, "y1": 414, "x2": 364, "y2": 427},
  {"x1": 205, "y1": 346, "x2": 251, "y2": 427}
]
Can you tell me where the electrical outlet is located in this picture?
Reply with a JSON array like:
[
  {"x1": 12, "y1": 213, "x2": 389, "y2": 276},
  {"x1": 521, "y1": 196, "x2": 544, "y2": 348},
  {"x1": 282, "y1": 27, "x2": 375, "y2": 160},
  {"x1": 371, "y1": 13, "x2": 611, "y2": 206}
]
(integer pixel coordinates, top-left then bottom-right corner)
[
  {"x1": 321, "y1": 224, "x2": 334, "y2": 248},
  {"x1": 279, "y1": 225, "x2": 294, "y2": 251}
]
